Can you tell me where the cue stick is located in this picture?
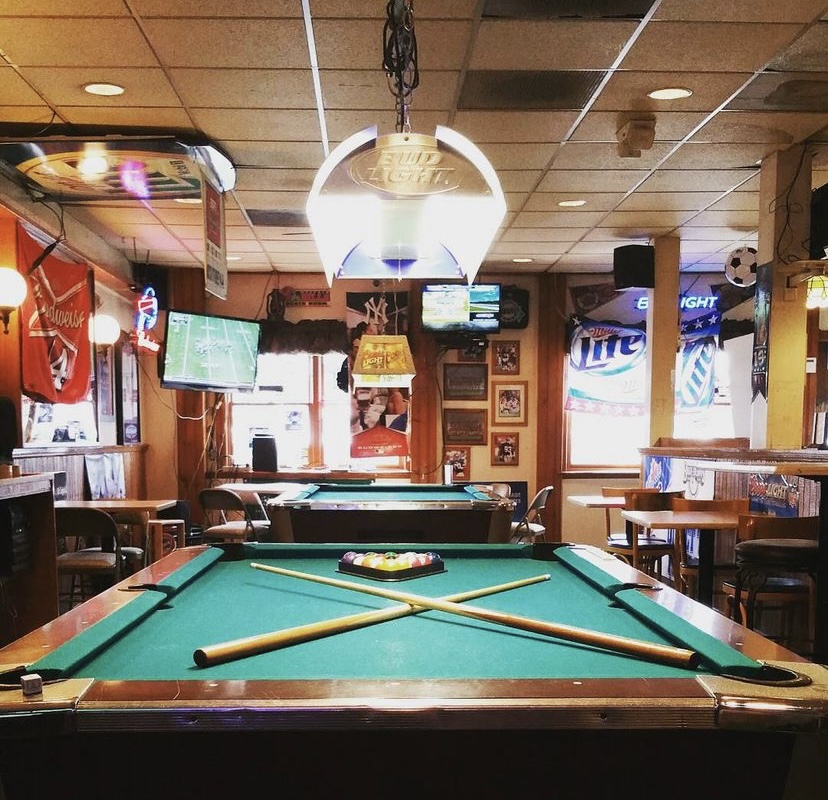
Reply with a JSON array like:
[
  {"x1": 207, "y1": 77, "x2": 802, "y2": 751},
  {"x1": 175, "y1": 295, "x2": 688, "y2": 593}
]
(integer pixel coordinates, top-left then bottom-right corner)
[
  {"x1": 250, "y1": 563, "x2": 701, "y2": 670},
  {"x1": 194, "y1": 573, "x2": 550, "y2": 667}
]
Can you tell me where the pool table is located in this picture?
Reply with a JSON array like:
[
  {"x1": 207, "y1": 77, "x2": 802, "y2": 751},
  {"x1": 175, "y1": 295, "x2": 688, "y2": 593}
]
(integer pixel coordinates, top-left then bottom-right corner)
[
  {"x1": 0, "y1": 542, "x2": 826, "y2": 798},
  {"x1": 266, "y1": 482, "x2": 514, "y2": 543}
]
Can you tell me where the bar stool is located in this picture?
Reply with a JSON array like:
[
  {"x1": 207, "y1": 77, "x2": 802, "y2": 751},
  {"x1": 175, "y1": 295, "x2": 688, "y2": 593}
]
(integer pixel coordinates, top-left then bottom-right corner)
[{"x1": 728, "y1": 514, "x2": 819, "y2": 653}]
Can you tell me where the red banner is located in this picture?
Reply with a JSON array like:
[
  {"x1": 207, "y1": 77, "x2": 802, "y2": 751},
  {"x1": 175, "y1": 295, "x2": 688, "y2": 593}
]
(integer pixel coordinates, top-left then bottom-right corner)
[{"x1": 18, "y1": 225, "x2": 92, "y2": 404}]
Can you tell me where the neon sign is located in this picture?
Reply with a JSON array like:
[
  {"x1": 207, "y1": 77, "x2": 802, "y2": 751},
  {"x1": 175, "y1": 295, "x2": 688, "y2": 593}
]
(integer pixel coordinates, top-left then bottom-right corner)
[
  {"x1": 133, "y1": 287, "x2": 160, "y2": 351},
  {"x1": 635, "y1": 295, "x2": 719, "y2": 311}
]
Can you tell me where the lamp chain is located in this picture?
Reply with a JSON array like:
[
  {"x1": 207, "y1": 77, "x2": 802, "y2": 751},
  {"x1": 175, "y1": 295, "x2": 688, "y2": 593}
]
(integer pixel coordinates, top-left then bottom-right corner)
[{"x1": 383, "y1": 0, "x2": 419, "y2": 133}]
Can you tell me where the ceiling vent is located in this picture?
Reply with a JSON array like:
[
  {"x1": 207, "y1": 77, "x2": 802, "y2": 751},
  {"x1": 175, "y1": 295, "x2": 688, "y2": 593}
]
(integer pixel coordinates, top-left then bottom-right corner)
[
  {"x1": 247, "y1": 209, "x2": 308, "y2": 228},
  {"x1": 459, "y1": 70, "x2": 606, "y2": 110},
  {"x1": 482, "y1": 0, "x2": 657, "y2": 19}
]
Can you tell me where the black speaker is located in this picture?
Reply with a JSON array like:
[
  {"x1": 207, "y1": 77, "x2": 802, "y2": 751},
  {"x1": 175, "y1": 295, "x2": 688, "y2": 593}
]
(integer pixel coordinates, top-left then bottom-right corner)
[
  {"x1": 251, "y1": 435, "x2": 278, "y2": 472},
  {"x1": 613, "y1": 245, "x2": 655, "y2": 290},
  {"x1": 131, "y1": 263, "x2": 169, "y2": 309}
]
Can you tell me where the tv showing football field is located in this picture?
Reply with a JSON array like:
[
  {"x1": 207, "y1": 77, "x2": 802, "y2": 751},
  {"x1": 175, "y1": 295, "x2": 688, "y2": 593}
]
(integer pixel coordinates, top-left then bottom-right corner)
[{"x1": 160, "y1": 310, "x2": 261, "y2": 392}]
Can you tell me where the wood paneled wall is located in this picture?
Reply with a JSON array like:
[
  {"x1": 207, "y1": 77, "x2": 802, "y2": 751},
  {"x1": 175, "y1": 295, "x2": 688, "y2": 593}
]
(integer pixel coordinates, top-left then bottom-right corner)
[{"x1": 13, "y1": 444, "x2": 147, "y2": 499}]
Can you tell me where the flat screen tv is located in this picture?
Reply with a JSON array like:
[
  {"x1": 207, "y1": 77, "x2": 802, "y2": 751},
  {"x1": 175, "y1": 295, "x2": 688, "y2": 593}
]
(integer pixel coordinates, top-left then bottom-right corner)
[
  {"x1": 421, "y1": 283, "x2": 501, "y2": 336},
  {"x1": 160, "y1": 309, "x2": 261, "y2": 392}
]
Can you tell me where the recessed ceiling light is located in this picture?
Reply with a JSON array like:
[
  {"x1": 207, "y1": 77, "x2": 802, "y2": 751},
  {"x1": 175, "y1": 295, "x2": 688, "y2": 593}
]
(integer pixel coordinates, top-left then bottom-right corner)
[
  {"x1": 558, "y1": 199, "x2": 586, "y2": 208},
  {"x1": 512, "y1": 257, "x2": 533, "y2": 263},
  {"x1": 174, "y1": 197, "x2": 202, "y2": 204},
  {"x1": 226, "y1": 255, "x2": 243, "y2": 261},
  {"x1": 83, "y1": 82, "x2": 125, "y2": 96},
  {"x1": 647, "y1": 87, "x2": 692, "y2": 101}
]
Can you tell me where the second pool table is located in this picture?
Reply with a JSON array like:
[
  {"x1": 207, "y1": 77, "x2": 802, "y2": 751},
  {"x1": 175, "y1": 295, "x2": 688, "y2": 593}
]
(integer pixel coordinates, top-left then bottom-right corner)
[
  {"x1": 265, "y1": 482, "x2": 514, "y2": 543},
  {"x1": 0, "y1": 542, "x2": 826, "y2": 798}
]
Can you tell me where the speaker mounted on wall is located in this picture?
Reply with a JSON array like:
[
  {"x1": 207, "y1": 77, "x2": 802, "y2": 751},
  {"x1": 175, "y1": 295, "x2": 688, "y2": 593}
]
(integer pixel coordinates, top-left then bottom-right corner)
[{"x1": 613, "y1": 244, "x2": 655, "y2": 290}]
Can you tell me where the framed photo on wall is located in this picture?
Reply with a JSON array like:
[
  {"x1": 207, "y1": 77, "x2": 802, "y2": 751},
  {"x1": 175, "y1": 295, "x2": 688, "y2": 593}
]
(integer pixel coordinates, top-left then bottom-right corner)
[
  {"x1": 444, "y1": 409, "x2": 487, "y2": 444},
  {"x1": 491, "y1": 432, "x2": 519, "y2": 466},
  {"x1": 444, "y1": 446, "x2": 471, "y2": 481},
  {"x1": 491, "y1": 380, "x2": 528, "y2": 426},
  {"x1": 492, "y1": 341, "x2": 520, "y2": 375},
  {"x1": 443, "y1": 364, "x2": 488, "y2": 401}
]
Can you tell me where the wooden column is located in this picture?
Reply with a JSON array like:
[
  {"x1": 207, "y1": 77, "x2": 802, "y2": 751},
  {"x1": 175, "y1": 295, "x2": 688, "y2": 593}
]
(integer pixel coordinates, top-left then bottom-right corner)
[
  {"x1": 408, "y1": 280, "x2": 440, "y2": 483},
  {"x1": 646, "y1": 236, "x2": 681, "y2": 446},
  {"x1": 0, "y1": 211, "x2": 22, "y2": 445},
  {"x1": 754, "y1": 146, "x2": 812, "y2": 448},
  {"x1": 537, "y1": 274, "x2": 566, "y2": 541},
  {"x1": 168, "y1": 269, "x2": 208, "y2": 520}
]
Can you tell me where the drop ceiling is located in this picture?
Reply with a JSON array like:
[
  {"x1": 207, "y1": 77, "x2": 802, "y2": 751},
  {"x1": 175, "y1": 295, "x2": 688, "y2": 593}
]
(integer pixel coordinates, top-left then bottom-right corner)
[{"x1": 1, "y1": 0, "x2": 828, "y2": 282}]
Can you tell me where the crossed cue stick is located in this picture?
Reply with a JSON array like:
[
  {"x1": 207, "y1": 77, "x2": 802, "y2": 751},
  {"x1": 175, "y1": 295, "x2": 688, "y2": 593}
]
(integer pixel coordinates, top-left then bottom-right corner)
[{"x1": 192, "y1": 563, "x2": 699, "y2": 670}]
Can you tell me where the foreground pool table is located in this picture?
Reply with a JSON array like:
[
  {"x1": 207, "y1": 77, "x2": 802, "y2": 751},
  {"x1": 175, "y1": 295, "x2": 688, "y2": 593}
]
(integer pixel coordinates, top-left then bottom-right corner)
[
  {"x1": 266, "y1": 482, "x2": 513, "y2": 543},
  {"x1": 0, "y1": 542, "x2": 826, "y2": 798}
]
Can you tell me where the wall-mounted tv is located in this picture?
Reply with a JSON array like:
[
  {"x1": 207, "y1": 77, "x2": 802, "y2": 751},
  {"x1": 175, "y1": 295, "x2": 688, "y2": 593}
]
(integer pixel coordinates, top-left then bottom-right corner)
[
  {"x1": 160, "y1": 309, "x2": 261, "y2": 393},
  {"x1": 421, "y1": 283, "x2": 501, "y2": 336}
]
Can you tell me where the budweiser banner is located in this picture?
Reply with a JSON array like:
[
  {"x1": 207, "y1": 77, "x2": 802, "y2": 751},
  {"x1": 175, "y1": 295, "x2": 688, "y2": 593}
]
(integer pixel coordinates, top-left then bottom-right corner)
[{"x1": 18, "y1": 225, "x2": 92, "y2": 404}]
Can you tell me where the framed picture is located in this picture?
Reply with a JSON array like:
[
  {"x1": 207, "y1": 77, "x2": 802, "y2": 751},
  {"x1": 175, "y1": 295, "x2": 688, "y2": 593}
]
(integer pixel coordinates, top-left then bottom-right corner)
[
  {"x1": 115, "y1": 340, "x2": 141, "y2": 444},
  {"x1": 443, "y1": 364, "x2": 488, "y2": 401},
  {"x1": 491, "y1": 432, "x2": 520, "y2": 466},
  {"x1": 491, "y1": 380, "x2": 528, "y2": 427},
  {"x1": 444, "y1": 446, "x2": 471, "y2": 481},
  {"x1": 444, "y1": 409, "x2": 487, "y2": 444},
  {"x1": 492, "y1": 340, "x2": 520, "y2": 375},
  {"x1": 456, "y1": 343, "x2": 486, "y2": 362}
]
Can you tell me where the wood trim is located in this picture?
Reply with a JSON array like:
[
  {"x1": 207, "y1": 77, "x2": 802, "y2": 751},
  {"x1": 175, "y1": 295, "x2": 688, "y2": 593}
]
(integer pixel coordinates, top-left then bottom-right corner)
[
  {"x1": 408, "y1": 281, "x2": 440, "y2": 483},
  {"x1": 537, "y1": 275, "x2": 566, "y2": 541}
]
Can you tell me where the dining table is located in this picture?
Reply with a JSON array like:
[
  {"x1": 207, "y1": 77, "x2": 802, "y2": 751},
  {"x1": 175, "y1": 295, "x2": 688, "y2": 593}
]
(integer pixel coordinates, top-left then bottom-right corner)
[
  {"x1": 55, "y1": 498, "x2": 180, "y2": 563},
  {"x1": 620, "y1": 508, "x2": 740, "y2": 607}
]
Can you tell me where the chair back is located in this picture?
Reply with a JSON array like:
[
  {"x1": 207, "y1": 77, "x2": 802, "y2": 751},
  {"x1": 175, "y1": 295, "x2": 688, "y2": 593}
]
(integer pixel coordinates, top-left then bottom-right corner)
[
  {"x1": 521, "y1": 486, "x2": 553, "y2": 524},
  {"x1": 623, "y1": 489, "x2": 683, "y2": 512},
  {"x1": 198, "y1": 488, "x2": 257, "y2": 537},
  {"x1": 737, "y1": 514, "x2": 819, "y2": 544},
  {"x1": 671, "y1": 497, "x2": 750, "y2": 514},
  {"x1": 55, "y1": 507, "x2": 122, "y2": 555},
  {"x1": 600, "y1": 486, "x2": 659, "y2": 535}
]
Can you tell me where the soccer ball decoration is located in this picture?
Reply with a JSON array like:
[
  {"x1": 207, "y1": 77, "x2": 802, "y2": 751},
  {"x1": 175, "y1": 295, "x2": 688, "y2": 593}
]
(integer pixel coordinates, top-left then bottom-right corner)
[{"x1": 724, "y1": 246, "x2": 758, "y2": 287}]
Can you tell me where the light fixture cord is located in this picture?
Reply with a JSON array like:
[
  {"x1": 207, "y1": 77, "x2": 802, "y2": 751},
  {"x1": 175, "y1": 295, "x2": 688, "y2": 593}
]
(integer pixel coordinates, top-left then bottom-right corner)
[{"x1": 383, "y1": 0, "x2": 418, "y2": 133}]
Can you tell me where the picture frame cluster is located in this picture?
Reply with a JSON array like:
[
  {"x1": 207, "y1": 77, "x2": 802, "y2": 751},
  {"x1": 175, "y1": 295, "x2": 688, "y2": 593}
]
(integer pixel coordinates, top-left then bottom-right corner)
[{"x1": 444, "y1": 339, "x2": 525, "y2": 472}]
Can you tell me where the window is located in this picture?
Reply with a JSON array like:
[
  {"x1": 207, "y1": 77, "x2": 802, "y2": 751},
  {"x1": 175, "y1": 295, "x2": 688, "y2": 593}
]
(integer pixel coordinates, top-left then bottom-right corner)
[
  {"x1": 565, "y1": 349, "x2": 736, "y2": 469},
  {"x1": 229, "y1": 351, "x2": 409, "y2": 471}
]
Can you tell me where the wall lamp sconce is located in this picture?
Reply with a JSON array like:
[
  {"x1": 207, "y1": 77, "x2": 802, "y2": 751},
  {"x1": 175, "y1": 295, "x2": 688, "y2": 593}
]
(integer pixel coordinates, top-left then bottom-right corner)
[
  {"x1": 89, "y1": 313, "x2": 122, "y2": 346},
  {"x1": 786, "y1": 261, "x2": 828, "y2": 309},
  {"x1": 0, "y1": 266, "x2": 27, "y2": 334}
]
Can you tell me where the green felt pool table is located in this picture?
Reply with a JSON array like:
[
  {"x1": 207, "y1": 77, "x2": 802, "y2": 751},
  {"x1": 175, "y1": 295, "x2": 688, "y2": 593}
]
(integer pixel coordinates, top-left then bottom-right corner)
[
  {"x1": 0, "y1": 542, "x2": 826, "y2": 799},
  {"x1": 266, "y1": 482, "x2": 514, "y2": 543}
]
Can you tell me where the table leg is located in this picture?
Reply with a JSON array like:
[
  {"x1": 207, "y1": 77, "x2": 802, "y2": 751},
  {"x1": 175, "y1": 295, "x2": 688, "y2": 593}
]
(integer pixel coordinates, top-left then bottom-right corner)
[
  {"x1": 815, "y1": 479, "x2": 828, "y2": 663},
  {"x1": 696, "y1": 529, "x2": 714, "y2": 607}
]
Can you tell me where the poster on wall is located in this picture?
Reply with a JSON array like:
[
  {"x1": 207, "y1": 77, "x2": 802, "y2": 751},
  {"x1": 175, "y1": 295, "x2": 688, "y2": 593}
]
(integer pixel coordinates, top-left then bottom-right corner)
[
  {"x1": 343, "y1": 291, "x2": 411, "y2": 459},
  {"x1": 748, "y1": 473, "x2": 798, "y2": 516},
  {"x1": 17, "y1": 225, "x2": 92, "y2": 404},
  {"x1": 751, "y1": 262, "x2": 772, "y2": 401},
  {"x1": 565, "y1": 316, "x2": 647, "y2": 416}
]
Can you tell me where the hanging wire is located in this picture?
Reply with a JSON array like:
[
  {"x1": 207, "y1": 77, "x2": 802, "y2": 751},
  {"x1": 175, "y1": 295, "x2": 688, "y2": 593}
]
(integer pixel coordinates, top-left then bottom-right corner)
[{"x1": 382, "y1": 0, "x2": 419, "y2": 132}]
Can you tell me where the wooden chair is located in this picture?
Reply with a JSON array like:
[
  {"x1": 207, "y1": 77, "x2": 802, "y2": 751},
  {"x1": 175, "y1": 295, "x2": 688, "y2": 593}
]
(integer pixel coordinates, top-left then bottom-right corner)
[
  {"x1": 55, "y1": 507, "x2": 124, "y2": 610},
  {"x1": 669, "y1": 496, "x2": 750, "y2": 599},
  {"x1": 604, "y1": 489, "x2": 683, "y2": 582},
  {"x1": 109, "y1": 510, "x2": 149, "y2": 573},
  {"x1": 601, "y1": 486, "x2": 659, "y2": 545},
  {"x1": 726, "y1": 513, "x2": 819, "y2": 653},
  {"x1": 198, "y1": 488, "x2": 270, "y2": 543},
  {"x1": 511, "y1": 486, "x2": 553, "y2": 543}
]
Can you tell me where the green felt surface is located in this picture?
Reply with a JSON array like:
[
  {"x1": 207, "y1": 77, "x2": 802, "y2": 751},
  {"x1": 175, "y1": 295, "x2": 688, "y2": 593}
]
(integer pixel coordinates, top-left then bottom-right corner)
[
  {"x1": 32, "y1": 544, "x2": 764, "y2": 682},
  {"x1": 290, "y1": 484, "x2": 489, "y2": 503}
]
